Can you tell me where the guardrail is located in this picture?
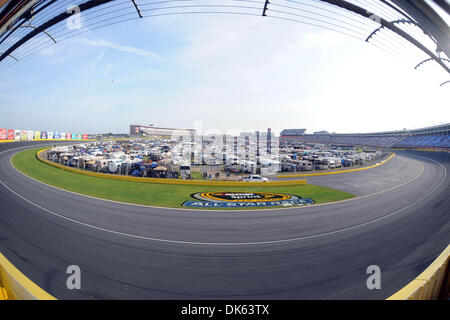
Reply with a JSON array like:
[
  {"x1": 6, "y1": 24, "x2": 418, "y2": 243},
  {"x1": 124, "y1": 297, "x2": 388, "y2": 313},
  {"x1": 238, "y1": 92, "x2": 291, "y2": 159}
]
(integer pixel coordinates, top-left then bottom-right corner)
[
  {"x1": 387, "y1": 244, "x2": 450, "y2": 300},
  {"x1": 0, "y1": 253, "x2": 56, "y2": 300},
  {"x1": 36, "y1": 148, "x2": 308, "y2": 187},
  {"x1": 277, "y1": 153, "x2": 395, "y2": 178}
]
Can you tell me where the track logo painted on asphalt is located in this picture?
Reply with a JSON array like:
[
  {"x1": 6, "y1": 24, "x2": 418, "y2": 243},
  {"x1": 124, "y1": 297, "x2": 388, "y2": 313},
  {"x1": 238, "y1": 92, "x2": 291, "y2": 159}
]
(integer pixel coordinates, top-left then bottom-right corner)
[
  {"x1": 194, "y1": 192, "x2": 292, "y2": 202},
  {"x1": 183, "y1": 192, "x2": 314, "y2": 208}
]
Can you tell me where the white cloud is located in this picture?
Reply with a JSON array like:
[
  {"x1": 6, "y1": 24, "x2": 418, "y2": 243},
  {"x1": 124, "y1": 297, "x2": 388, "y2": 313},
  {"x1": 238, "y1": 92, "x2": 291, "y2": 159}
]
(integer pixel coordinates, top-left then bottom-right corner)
[
  {"x1": 39, "y1": 45, "x2": 57, "y2": 57},
  {"x1": 91, "y1": 50, "x2": 105, "y2": 73},
  {"x1": 73, "y1": 37, "x2": 160, "y2": 59},
  {"x1": 104, "y1": 63, "x2": 112, "y2": 76}
]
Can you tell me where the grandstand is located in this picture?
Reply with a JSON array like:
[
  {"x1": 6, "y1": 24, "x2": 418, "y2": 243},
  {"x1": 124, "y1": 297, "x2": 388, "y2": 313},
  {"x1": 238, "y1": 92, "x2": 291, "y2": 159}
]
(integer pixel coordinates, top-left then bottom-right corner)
[
  {"x1": 396, "y1": 123, "x2": 450, "y2": 149},
  {"x1": 280, "y1": 129, "x2": 307, "y2": 144},
  {"x1": 130, "y1": 125, "x2": 195, "y2": 138},
  {"x1": 285, "y1": 123, "x2": 450, "y2": 150}
]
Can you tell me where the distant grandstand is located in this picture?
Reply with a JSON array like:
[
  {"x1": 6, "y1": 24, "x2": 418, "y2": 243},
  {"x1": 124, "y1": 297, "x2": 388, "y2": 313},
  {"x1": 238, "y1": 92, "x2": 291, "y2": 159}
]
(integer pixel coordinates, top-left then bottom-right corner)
[
  {"x1": 130, "y1": 125, "x2": 195, "y2": 138},
  {"x1": 280, "y1": 129, "x2": 307, "y2": 144},
  {"x1": 282, "y1": 123, "x2": 450, "y2": 150}
]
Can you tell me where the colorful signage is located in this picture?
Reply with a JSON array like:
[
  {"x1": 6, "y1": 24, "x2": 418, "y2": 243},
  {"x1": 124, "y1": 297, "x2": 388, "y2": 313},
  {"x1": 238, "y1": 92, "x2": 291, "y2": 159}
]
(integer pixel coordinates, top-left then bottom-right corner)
[
  {"x1": 194, "y1": 192, "x2": 292, "y2": 202},
  {"x1": 183, "y1": 192, "x2": 314, "y2": 208},
  {"x1": 0, "y1": 129, "x2": 92, "y2": 141}
]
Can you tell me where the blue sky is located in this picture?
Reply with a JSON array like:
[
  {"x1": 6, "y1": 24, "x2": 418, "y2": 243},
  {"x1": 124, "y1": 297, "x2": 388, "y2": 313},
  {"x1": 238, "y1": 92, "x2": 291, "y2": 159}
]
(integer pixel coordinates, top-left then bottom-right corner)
[{"x1": 0, "y1": 8, "x2": 449, "y2": 135}]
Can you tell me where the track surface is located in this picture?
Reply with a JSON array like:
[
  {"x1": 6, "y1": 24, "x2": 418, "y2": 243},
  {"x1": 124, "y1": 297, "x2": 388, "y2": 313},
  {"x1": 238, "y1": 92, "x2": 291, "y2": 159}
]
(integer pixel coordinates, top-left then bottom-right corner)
[{"x1": 0, "y1": 142, "x2": 449, "y2": 299}]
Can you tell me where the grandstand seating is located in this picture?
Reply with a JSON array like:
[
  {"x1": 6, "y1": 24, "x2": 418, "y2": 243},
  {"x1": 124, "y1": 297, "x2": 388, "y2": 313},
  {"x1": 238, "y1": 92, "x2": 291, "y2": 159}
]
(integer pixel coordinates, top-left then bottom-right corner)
[
  {"x1": 302, "y1": 135, "x2": 407, "y2": 148},
  {"x1": 301, "y1": 131, "x2": 449, "y2": 149},
  {"x1": 397, "y1": 134, "x2": 450, "y2": 148},
  {"x1": 283, "y1": 124, "x2": 450, "y2": 150}
]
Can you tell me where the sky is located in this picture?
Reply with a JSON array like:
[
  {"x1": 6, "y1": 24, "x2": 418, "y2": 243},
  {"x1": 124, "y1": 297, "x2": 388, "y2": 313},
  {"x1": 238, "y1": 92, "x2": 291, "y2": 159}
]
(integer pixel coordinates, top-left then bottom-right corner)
[{"x1": 0, "y1": 5, "x2": 449, "y2": 136}]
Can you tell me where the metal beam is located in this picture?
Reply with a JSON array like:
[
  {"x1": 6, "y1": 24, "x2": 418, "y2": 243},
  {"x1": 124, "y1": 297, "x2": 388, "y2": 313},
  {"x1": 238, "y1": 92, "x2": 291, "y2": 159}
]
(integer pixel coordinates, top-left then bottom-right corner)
[
  {"x1": 366, "y1": 19, "x2": 437, "y2": 46},
  {"x1": 317, "y1": 0, "x2": 450, "y2": 73},
  {"x1": 262, "y1": 0, "x2": 269, "y2": 16},
  {"x1": 392, "y1": 0, "x2": 450, "y2": 58},
  {"x1": 379, "y1": 0, "x2": 414, "y2": 21},
  {"x1": 0, "y1": 0, "x2": 40, "y2": 38},
  {"x1": 0, "y1": 0, "x2": 114, "y2": 63},
  {"x1": 0, "y1": 1, "x2": 56, "y2": 45},
  {"x1": 415, "y1": 57, "x2": 450, "y2": 69},
  {"x1": 20, "y1": 24, "x2": 56, "y2": 43},
  {"x1": 131, "y1": 0, "x2": 142, "y2": 18},
  {"x1": 432, "y1": 0, "x2": 450, "y2": 15},
  {"x1": 0, "y1": 51, "x2": 18, "y2": 61}
]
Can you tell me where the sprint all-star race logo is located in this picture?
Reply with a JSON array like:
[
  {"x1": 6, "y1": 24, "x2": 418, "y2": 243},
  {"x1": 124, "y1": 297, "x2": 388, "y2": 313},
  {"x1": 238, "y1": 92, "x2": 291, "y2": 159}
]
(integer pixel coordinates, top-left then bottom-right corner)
[{"x1": 183, "y1": 192, "x2": 314, "y2": 208}]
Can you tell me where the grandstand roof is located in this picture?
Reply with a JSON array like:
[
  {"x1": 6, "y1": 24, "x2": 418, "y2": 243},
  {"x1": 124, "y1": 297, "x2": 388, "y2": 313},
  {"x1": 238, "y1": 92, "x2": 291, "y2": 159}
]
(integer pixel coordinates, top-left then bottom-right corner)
[{"x1": 408, "y1": 123, "x2": 450, "y2": 135}]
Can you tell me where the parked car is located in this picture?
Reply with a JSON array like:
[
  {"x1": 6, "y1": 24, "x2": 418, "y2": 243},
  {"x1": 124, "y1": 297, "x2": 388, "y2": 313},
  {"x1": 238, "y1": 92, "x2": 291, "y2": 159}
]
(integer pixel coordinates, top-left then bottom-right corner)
[{"x1": 243, "y1": 175, "x2": 269, "y2": 182}]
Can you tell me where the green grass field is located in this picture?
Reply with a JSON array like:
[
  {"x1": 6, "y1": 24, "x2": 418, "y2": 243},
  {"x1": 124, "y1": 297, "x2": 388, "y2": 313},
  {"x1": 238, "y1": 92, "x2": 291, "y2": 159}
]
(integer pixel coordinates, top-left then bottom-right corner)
[{"x1": 11, "y1": 147, "x2": 355, "y2": 209}]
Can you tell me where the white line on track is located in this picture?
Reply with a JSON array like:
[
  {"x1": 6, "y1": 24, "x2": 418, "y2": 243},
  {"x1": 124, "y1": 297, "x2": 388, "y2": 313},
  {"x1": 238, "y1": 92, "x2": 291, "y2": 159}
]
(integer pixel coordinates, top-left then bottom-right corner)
[
  {"x1": 0, "y1": 143, "x2": 55, "y2": 155},
  {"x1": 0, "y1": 147, "x2": 447, "y2": 246}
]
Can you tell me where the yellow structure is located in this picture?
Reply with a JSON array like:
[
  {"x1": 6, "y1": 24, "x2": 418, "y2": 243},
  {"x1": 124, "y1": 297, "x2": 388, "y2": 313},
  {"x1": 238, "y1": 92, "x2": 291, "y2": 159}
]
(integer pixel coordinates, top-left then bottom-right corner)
[
  {"x1": 0, "y1": 253, "x2": 56, "y2": 300},
  {"x1": 388, "y1": 244, "x2": 450, "y2": 300}
]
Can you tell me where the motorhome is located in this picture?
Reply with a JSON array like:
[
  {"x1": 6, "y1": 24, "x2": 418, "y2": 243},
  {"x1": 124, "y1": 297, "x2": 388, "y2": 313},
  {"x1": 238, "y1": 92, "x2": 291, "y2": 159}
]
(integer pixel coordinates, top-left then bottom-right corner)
[
  {"x1": 313, "y1": 158, "x2": 329, "y2": 170},
  {"x1": 241, "y1": 161, "x2": 256, "y2": 174},
  {"x1": 297, "y1": 160, "x2": 313, "y2": 171},
  {"x1": 226, "y1": 155, "x2": 240, "y2": 166},
  {"x1": 108, "y1": 159, "x2": 123, "y2": 173},
  {"x1": 328, "y1": 159, "x2": 336, "y2": 169}
]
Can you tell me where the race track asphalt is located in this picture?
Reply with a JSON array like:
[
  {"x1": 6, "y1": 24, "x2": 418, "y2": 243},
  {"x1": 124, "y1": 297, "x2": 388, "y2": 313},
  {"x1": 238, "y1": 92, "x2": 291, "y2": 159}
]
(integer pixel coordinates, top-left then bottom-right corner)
[{"x1": 0, "y1": 141, "x2": 448, "y2": 299}]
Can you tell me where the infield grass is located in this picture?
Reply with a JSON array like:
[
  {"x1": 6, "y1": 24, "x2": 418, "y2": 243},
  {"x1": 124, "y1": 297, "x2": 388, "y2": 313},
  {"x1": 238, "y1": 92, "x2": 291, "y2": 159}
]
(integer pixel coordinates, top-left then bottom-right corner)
[{"x1": 12, "y1": 147, "x2": 355, "y2": 209}]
